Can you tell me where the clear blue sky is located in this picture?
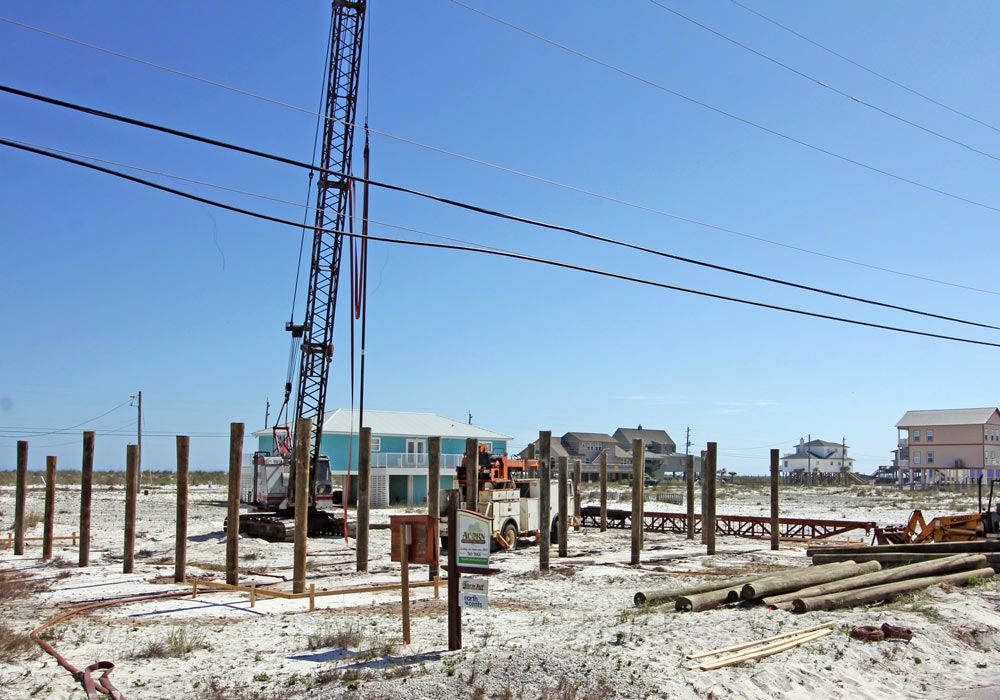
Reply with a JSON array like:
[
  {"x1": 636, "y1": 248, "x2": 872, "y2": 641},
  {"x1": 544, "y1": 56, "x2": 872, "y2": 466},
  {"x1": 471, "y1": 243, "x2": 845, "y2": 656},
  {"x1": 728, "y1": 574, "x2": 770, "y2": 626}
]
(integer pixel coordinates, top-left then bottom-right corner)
[{"x1": 2, "y1": 1, "x2": 1000, "y2": 473}]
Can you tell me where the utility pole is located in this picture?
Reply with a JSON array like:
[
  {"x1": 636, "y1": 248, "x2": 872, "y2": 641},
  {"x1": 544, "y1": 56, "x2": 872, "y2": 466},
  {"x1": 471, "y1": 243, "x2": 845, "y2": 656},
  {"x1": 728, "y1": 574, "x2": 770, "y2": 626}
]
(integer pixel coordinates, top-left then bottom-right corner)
[
  {"x1": 685, "y1": 425, "x2": 691, "y2": 455},
  {"x1": 807, "y1": 432, "x2": 811, "y2": 482},
  {"x1": 842, "y1": 435, "x2": 846, "y2": 484},
  {"x1": 131, "y1": 391, "x2": 143, "y2": 485},
  {"x1": 264, "y1": 398, "x2": 270, "y2": 428}
]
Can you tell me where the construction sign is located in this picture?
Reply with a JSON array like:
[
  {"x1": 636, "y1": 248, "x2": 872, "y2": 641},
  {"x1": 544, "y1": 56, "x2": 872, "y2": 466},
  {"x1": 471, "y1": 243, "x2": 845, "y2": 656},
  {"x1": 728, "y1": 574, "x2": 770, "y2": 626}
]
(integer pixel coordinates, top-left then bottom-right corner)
[
  {"x1": 460, "y1": 576, "x2": 488, "y2": 609},
  {"x1": 457, "y1": 509, "x2": 491, "y2": 569}
]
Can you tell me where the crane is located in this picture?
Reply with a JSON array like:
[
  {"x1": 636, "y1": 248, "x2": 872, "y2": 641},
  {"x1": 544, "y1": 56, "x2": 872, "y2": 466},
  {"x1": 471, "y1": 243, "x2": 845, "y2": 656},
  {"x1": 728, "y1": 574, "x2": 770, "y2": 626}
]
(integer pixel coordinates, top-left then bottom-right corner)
[{"x1": 239, "y1": 0, "x2": 367, "y2": 541}]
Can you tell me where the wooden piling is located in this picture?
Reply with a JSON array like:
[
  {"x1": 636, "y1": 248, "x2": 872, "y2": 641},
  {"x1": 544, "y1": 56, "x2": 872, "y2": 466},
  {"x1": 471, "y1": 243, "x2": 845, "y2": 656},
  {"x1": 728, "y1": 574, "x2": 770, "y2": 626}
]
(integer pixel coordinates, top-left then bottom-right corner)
[
  {"x1": 293, "y1": 418, "x2": 311, "y2": 593},
  {"x1": 42, "y1": 455, "x2": 56, "y2": 561},
  {"x1": 356, "y1": 426, "x2": 371, "y2": 573},
  {"x1": 446, "y1": 489, "x2": 462, "y2": 650},
  {"x1": 705, "y1": 442, "x2": 717, "y2": 556},
  {"x1": 686, "y1": 454, "x2": 695, "y2": 540},
  {"x1": 573, "y1": 459, "x2": 582, "y2": 532},
  {"x1": 124, "y1": 445, "x2": 138, "y2": 573},
  {"x1": 226, "y1": 422, "x2": 244, "y2": 586},
  {"x1": 700, "y1": 451, "x2": 708, "y2": 545},
  {"x1": 599, "y1": 451, "x2": 608, "y2": 532},
  {"x1": 558, "y1": 456, "x2": 569, "y2": 557},
  {"x1": 79, "y1": 432, "x2": 94, "y2": 567},
  {"x1": 401, "y1": 523, "x2": 411, "y2": 645},
  {"x1": 175, "y1": 435, "x2": 189, "y2": 583},
  {"x1": 428, "y1": 436, "x2": 441, "y2": 582},
  {"x1": 631, "y1": 439, "x2": 644, "y2": 565},
  {"x1": 14, "y1": 440, "x2": 27, "y2": 556},
  {"x1": 538, "y1": 431, "x2": 551, "y2": 572},
  {"x1": 465, "y1": 438, "x2": 478, "y2": 511},
  {"x1": 769, "y1": 448, "x2": 780, "y2": 552}
]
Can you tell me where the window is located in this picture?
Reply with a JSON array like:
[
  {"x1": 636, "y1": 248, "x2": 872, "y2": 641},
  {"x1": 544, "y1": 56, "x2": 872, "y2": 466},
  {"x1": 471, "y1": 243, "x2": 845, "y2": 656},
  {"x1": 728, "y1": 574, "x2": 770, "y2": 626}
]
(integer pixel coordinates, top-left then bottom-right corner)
[
  {"x1": 913, "y1": 451, "x2": 922, "y2": 465},
  {"x1": 480, "y1": 442, "x2": 493, "y2": 453},
  {"x1": 370, "y1": 437, "x2": 381, "y2": 452},
  {"x1": 926, "y1": 430, "x2": 934, "y2": 442},
  {"x1": 913, "y1": 430, "x2": 921, "y2": 441},
  {"x1": 927, "y1": 451, "x2": 934, "y2": 464}
]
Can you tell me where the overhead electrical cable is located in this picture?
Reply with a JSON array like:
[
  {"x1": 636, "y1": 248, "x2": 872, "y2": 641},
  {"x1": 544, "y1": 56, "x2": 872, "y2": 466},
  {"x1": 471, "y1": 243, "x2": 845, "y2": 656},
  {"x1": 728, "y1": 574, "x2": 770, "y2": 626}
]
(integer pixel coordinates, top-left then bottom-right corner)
[
  {"x1": 8, "y1": 399, "x2": 132, "y2": 438},
  {"x1": 0, "y1": 28, "x2": 996, "y2": 297},
  {"x1": 647, "y1": 0, "x2": 1000, "y2": 162},
  {"x1": 727, "y1": 0, "x2": 1000, "y2": 135},
  {"x1": 7, "y1": 128, "x2": 1000, "y2": 333},
  {"x1": 6, "y1": 136, "x2": 1000, "y2": 351},
  {"x1": 448, "y1": 0, "x2": 1000, "y2": 216}
]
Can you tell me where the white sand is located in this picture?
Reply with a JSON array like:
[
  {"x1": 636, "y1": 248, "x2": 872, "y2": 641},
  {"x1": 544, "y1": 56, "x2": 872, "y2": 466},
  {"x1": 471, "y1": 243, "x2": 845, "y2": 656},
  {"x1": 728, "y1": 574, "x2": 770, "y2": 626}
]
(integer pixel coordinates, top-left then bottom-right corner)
[{"x1": 1, "y1": 482, "x2": 997, "y2": 699}]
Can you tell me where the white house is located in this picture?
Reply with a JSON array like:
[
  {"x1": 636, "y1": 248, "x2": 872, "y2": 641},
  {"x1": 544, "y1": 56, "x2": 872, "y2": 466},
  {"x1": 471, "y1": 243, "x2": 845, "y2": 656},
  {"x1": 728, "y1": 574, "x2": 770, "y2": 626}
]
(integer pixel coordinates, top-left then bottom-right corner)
[{"x1": 781, "y1": 438, "x2": 854, "y2": 475}]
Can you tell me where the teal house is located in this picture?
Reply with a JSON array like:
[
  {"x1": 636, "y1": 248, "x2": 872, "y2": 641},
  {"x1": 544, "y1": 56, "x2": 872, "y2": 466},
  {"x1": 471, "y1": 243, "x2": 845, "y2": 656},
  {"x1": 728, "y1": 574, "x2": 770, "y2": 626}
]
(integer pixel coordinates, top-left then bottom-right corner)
[{"x1": 254, "y1": 409, "x2": 511, "y2": 507}]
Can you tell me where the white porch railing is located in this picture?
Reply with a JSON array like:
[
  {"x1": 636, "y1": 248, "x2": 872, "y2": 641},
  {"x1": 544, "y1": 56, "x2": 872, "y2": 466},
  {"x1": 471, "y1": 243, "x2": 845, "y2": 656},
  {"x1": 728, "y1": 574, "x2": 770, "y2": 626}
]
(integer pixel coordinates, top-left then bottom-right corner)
[{"x1": 371, "y1": 452, "x2": 464, "y2": 468}]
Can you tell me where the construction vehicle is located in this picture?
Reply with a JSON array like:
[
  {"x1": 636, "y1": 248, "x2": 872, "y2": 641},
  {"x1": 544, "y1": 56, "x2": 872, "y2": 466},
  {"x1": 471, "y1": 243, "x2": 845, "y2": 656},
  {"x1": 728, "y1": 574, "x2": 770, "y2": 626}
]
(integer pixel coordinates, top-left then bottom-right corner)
[
  {"x1": 235, "y1": 1, "x2": 366, "y2": 542},
  {"x1": 874, "y1": 477, "x2": 1000, "y2": 544},
  {"x1": 447, "y1": 453, "x2": 576, "y2": 551}
]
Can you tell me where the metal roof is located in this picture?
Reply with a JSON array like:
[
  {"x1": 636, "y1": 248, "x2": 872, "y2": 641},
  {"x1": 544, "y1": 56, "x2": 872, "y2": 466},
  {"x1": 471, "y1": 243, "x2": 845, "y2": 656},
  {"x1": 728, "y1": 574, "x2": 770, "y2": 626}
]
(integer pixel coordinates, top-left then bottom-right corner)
[
  {"x1": 563, "y1": 432, "x2": 617, "y2": 442},
  {"x1": 253, "y1": 408, "x2": 511, "y2": 440},
  {"x1": 896, "y1": 408, "x2": 1000, "y2": 428}
]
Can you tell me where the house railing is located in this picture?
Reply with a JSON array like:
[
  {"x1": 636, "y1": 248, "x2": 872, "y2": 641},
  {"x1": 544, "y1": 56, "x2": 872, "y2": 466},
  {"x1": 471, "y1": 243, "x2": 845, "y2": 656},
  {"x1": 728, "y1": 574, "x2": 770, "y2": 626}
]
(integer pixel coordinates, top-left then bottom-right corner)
[{"x1": 371, "y1": 452, "x2": 464, "y2": 469}]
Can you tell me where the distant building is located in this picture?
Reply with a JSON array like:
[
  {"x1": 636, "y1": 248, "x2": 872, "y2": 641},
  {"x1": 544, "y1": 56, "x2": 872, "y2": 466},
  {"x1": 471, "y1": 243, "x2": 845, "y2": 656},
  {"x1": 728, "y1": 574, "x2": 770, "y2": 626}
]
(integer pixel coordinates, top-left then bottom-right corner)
[
  {"x1": 781, "y1": 438, "x2": 854, "y2": 475},
  {"x1": 895, "y1": 407, "x2": 1000, "y2": 485},
  {"x1": 254, "y1": 409, "x2": 510, "y2": 507}
]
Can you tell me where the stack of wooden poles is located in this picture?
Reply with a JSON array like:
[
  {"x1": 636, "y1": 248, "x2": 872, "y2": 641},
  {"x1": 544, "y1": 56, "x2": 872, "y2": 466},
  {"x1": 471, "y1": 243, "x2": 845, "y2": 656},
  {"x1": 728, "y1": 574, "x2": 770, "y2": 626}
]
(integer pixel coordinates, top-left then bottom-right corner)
[
  {"x1": 634, "y1": 553, "x2": 994, "y2": 613},
  {"x1": 807, "y1": 539, "x2": 1000, "y2": 567}
]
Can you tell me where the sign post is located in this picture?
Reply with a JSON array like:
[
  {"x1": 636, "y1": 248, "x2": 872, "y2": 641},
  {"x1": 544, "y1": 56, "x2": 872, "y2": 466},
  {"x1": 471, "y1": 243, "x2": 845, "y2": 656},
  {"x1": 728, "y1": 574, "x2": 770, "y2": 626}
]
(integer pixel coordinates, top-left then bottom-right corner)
[
  {"x1": 401, "y1": 524, "x2": 411, "y2": 645},
  {"x1": 446, "y1": 492, "x2": 497, "y2": 650},
  {"x1": 447, "y1": 491, "x2": 462, "y2": 651},
  {"x1": 389, "y1": 514, "x2": 437, "y2": 647}
]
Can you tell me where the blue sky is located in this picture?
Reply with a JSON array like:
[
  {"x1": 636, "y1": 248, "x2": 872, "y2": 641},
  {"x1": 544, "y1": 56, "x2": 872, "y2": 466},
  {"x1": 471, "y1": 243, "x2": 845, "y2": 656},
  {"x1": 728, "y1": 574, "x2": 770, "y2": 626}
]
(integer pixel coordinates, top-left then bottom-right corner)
[{"x1": 2, "y1": 1, "x2": 1000, "y2": 473}]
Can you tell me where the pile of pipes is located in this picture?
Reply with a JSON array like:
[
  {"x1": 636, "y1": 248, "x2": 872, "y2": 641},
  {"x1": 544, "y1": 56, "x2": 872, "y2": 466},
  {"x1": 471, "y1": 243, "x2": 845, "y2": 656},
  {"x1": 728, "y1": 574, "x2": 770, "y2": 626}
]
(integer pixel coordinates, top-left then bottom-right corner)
[
  {"x1": 807, "y1": 539, "x2": 1000, "y2": 567},
  {"x1": 634, "y1": 553, "x2": 994, "y2": 613}
]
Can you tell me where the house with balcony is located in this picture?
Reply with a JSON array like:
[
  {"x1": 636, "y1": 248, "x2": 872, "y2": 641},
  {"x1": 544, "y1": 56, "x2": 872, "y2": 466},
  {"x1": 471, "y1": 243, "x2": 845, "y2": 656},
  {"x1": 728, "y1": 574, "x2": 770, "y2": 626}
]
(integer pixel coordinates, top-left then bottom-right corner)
[
  {"x1": 781, "y1": 438, "x2": 854, "y2": 475},
  {"x1": 254, "y1": 409, "x2": 510, "y2": 507},
  {"x1": 896, "y1": 407, "x2": 1000, "y2": 486}
]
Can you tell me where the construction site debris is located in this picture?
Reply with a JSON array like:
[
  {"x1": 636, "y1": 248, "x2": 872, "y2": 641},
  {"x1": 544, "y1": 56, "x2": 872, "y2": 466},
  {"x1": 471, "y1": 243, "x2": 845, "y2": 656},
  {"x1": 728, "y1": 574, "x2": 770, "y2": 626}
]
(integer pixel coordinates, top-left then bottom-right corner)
[{"x1": 687, "y1": 622, "x2": 835, "y2": 671}]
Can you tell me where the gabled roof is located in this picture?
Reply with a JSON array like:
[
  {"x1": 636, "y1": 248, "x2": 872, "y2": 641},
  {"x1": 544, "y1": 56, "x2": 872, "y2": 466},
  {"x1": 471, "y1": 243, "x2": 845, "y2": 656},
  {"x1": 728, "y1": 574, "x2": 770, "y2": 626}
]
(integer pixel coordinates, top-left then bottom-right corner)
[
  {"x1": 563, "y1": 432, "x2": 617, "y2": 443},
  {"x1": 614, "y1": 428, "x2": 675, "y2": 445},
  {"x1": 253, "y1": 409, "x2": 511, "y2": 440},
  {"x1": 802, "y1": 439, "x2": 844, "y2": 448},
  {"x1": 519, "y1": 439, "x2": 570, "y2": 459},
  {"x1": 896, "y1": 408, "x2": 1000, "y2": 428}
]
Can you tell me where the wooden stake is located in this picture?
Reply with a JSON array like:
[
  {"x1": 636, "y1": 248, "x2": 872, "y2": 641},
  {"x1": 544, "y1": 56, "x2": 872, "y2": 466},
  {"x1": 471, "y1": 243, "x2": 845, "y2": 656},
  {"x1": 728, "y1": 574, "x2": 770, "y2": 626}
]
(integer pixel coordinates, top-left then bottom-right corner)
[
  {"x1": 558, "y1": 456, "x2": 569, "y2": 557},
  {"x1": 538, "y1": 431, "x2": 551, "y2": 572},
  {"x1": 686, "y1": 454, "x2": 695, "y2": 540},
  {"x1": 631, "y1": 439, "x2": 644, "y2": 565},
  {"x1": 14, "y1": 440, "x2": 27, "y2": 556},
  {"x1": 705, "y1": 442, "x2": 717, "y2": 556},
  {"x1": 446, "y1": 490, "x2": 461, "y2": 650},
  {"x1": 356, "y1": 426, "x2": 371, "y2": 573},
  {"x1": 428, "y1": 436, "x2": 441, "y2": 582},
  {"x1": 464, "y1": 438, "x2": 478, "y2": 511},
  {"x1": 174, "y1": 435, "x2": 190, "y2": 583},
  {"x1": 226, "y1": 422, "x2": 244, "y2": 586},
  {"x1": 250, "y1": 581, "x2": 256, "y2": 608},
  {"x1": 293, "y1": 418, "x2": 312, "y2": 594},
  {"x1": 42, "y1": 455, "x2": 56, "y2": 561},
  {"x1": 573, "y1": 459, "x2": 581, "y2": 532},
  {"x1": 769, "y1": 448, "x2": 780, "y2": 552},
  {"x1": 78, "y1": 432, "x2": 95, "y2": 566},
  {"x1": 599, "y1": 451, "x2": 608, "y2": 532},
  {"x1": 309, "y1": 583, "x2": 316, "y2": 612},
  {"x1": 124, "y1": 445, "x2": 138, "y2": 573},
  {"x1": 401, "y1": 523, "x2": 411, "y2": 645}
]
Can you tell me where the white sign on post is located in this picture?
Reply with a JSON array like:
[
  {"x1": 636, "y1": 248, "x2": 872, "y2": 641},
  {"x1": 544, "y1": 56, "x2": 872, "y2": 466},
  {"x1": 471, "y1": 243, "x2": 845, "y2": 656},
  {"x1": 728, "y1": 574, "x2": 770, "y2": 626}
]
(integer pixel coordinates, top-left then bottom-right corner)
[
  {"x1": 459, "y1": 575, "x2": 489, "y2": 609},
  {"x1": 457, "y1": 509, "x2": 491, "y2": 569}
]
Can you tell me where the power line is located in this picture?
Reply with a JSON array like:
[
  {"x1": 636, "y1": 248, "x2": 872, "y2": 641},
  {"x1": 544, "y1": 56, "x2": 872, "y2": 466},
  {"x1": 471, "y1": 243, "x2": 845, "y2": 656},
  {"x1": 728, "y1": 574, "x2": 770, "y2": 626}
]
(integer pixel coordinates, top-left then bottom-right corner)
[
  {"x1": 5, "y1": 399, "x2": 132, "y2": 438},
  {"x1": 0, "y1": 28, "x2": 997, "y2": 298},
  {"x1": 6, "y1": 136, "x2": 1000, "y2": 352},
  {"x1": 16, "y1": 134, "x2": 1000, "y2": 333},
  {"x1": 647, "y1": 0, "x2": 1000, "y2": 163},
  {"x1": 727, "y1": 0, "x2": 1000, "y2": 135},
  {"x1": 449, "y1": 0, "x2": 1000, "y2": 217}
]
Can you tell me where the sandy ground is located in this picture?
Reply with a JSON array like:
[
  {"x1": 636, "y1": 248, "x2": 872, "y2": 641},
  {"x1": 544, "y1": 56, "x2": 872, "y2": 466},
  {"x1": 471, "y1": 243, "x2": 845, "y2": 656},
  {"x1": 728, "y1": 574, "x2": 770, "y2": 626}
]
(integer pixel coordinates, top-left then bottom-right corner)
[{"x1": 1, "y1": 482, "x2": 998, "y2": 699}]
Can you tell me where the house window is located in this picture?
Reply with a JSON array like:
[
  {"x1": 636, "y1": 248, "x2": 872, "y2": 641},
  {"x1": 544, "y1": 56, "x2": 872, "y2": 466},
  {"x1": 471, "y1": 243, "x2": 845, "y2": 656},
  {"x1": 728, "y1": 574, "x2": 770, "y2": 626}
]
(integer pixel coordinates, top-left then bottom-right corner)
[
  {"x1": 913, "y1": 451, "x2": 922, "y2": 465},
  {"x1": 926, "y1": 430, "x2": 934, "y2": 442},
  {"x1": 371, "y1": 437, "x2": 381, "y2": 452},
  {"x1": 927, "y1": 451, "x2": 934, "y2": 464},
  {"x1": 480, "y1": 442, "x2": 493, "y2": 454},
  {"x1": 913, "y1": 430, "x2": 921, "y2": 441}
]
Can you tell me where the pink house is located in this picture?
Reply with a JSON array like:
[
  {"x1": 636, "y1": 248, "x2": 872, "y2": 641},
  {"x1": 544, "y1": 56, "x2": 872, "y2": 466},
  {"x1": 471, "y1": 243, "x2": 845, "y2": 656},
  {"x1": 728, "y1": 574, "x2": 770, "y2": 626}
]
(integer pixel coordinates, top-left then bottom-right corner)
[{"x1": 895, "y1": 408, "x2": 1000, "y2": 486}]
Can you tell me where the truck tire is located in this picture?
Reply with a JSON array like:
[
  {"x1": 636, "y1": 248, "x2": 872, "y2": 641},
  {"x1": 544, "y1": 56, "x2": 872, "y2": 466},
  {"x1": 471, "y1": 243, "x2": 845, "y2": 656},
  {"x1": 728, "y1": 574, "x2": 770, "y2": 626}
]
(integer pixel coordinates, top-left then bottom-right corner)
[{"x1": 501, "y1": 522, "x2": 518, "y2": 551}]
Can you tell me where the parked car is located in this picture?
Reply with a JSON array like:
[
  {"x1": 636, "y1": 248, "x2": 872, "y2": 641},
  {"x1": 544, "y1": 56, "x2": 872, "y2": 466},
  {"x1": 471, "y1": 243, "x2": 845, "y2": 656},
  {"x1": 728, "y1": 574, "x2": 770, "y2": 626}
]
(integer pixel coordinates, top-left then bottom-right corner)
[{"x1": 644, "y1": 477, "x2": 659, "y2": 487}]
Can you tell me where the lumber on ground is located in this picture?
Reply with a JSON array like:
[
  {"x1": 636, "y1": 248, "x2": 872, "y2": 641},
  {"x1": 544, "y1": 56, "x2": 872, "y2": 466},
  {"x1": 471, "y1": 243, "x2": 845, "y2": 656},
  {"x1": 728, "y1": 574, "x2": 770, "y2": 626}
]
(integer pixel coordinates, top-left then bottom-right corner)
[
  {"x1": 674, "y1": 566, "x2": 836, "y2": 612},
  {"x1": 764, "y1": 553, "x2": 987, "y2": 606},
  {"x1": 811, "y1": 552, "x2": 1000, "y2": 567},
  {"x1": 741, "y1": 560, "x2": 880, "y2": 600},
  {"x1": 793, "y1": 566, "x2": 996, "y2": 613},
  {"x1": 724, "y1": 561, "x2": 860, "y2": 604},
  {"x1": 695, "y1": 627, "x2": 833, "y2": 671},
  {"x1": 635, "y1": 573, "x2": 766, "y2": 607},
  {"x1": 687, "y1": 621, "x2": 835, "y2": 660},
  {"x1": 807, "y1": 540, "x2": 1000, "y2": 556}
]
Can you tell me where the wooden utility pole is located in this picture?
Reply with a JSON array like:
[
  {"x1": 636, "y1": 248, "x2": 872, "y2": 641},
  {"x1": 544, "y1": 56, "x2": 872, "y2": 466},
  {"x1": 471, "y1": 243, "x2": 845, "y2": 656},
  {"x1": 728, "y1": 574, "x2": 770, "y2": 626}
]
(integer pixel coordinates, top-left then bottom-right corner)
[
  {"x1": 175, "y1": 435, "x2": 190, "y2": 583},
  {"x1": 42, "y1": 455, "x2": 56, "y2": 561},
  {"x1": 446, "y1": 490, "x2": 461, "y2": 650},
  {"x1": 599, "y1": 451, "x2": 608, "y2": 532},
  {"x1": 124, "y1": 445, "x2": 138, "y2": 573},
  {"x1": 573, "y1": 459, "x2": 582, "y2": 532},
  {"x1": 14, "y1": 440, "x2": 28, "y2": 556},
  {"x1": 464, "y1": 438, "x2": 478, "y2": 511},
  {"x1": 770, "y1": 448, "x2": 780, "y2": 552},
  {"x1": 538, "y1": 431, "x2": 551, "y2": 572},
  {"x1": 686, "y1": 454, "x2": 695, "y2": 540},
  {"x1": 630, "y1": 439, "x2": 644, "y2": 565},
  {"x1": 79, "y1": 431, "x2": 95, "y2": 567},
  {"x1": 557, "y1": 456, "x2": 569, "y2": 557},
  {"x1": 356, "y1": 426, "x2": 371, "y2": 573},
  {"x1": 428, "y1": 436, "x2": 441, "y2": 582},
  {"x1": 226, "y1": 423, "x2": 244, "y2": 586},
  {"x1": 293, "y1": 418, "x2": 311, "y2": 593},
  {"x1": 705, "y1": 442, "x2": 717, "y2": 555}
]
